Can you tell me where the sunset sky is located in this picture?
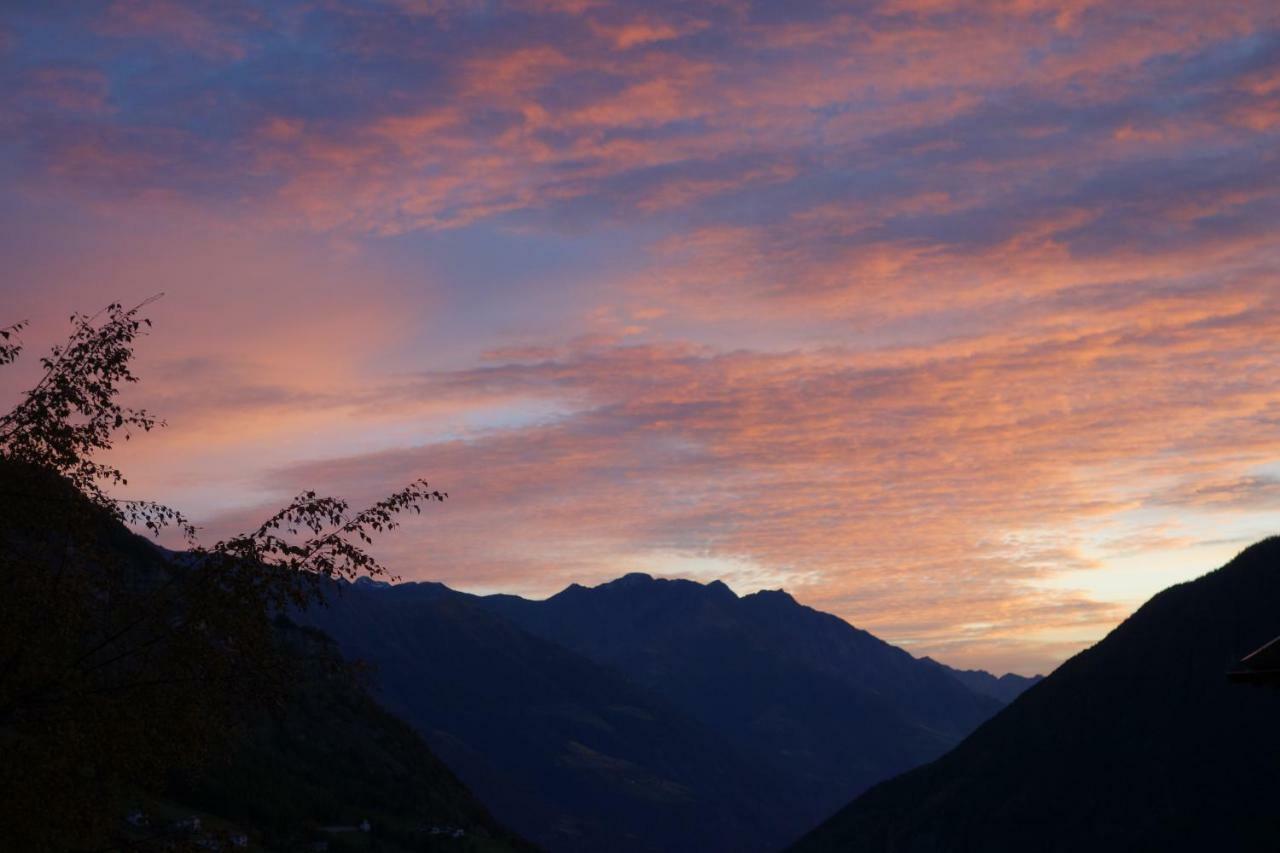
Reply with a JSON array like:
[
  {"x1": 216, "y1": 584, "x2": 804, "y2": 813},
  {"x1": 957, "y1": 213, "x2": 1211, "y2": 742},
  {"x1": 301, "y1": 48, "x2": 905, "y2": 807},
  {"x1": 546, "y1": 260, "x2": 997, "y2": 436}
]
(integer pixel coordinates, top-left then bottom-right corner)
[{"x1": 3, "y1": 0, "x2": 1279, "y2": 674}]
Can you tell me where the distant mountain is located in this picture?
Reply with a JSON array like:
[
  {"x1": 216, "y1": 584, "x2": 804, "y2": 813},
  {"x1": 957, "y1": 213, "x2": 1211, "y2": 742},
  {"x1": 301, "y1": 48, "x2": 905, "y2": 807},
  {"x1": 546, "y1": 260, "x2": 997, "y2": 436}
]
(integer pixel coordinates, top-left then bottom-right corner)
[
  {"x1": 302, "y1": 581, "x2": 803, "y2": 853},
  {"x1": 303, "y1": 573, "x2": 1033, "y2": 851},
  {"x1": 919, "y1": 657, "x2": 1042, "y2": 703},
  {"x1": 479, "y1": 574, "x2": 1018, "y2": 824},
  {"x1": 791, "y1": 538, "x2": 1280, "y2": 853}
]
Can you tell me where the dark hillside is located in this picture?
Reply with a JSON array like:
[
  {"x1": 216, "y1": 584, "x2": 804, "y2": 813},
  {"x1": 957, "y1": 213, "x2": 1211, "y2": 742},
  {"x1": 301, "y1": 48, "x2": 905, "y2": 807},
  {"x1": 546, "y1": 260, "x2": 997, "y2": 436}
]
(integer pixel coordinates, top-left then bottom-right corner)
[
  {"x1": 0, "y1": 459, "x2": 532, "y2": 853},
  {"x1": 170, "y1": 621, "x2": 533, "y2": 853},
  {"x1": 793, "y1": 538, "x2": 1280, "y2": 853}
]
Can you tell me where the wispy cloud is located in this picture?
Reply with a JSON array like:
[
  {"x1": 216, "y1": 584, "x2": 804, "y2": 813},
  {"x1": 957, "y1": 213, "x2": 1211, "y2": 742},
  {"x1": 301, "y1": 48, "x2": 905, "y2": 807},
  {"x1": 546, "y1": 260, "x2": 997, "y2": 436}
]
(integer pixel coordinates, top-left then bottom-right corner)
[{"x1": 2, "y1": 0, "x2": 1279, "y2": 673}]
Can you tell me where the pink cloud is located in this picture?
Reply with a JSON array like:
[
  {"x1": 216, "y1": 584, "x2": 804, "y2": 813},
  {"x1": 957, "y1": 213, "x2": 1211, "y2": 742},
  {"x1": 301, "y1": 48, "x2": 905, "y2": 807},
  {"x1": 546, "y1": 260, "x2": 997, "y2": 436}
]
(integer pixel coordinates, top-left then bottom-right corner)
[
  {"x1": 18, "y1": 66, "x2": 111, "y2": 114},
  {"x1": 5, "y1": 0, "x2": 1280, "y2": 674},
  {"x1": 152, "y1": 274, "x2": 1275, "y2": 673},
  {"x1": 96, "y1": 0, "x2": 256, "y2": 60}
]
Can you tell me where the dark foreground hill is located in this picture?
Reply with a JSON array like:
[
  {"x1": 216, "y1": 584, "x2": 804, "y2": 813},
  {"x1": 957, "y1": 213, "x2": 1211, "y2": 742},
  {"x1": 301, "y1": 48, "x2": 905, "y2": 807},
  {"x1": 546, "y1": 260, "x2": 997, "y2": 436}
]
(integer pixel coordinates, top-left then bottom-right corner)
[
  {"x1": 303, "y1": 575, "x2": 1034, "y2": 852},
  {"x1": 792, "y1": 538, "x2": 1280, "y2": 853},
  {"x1": 0, "y1": 458, "x2": 532, "y2": 853}
]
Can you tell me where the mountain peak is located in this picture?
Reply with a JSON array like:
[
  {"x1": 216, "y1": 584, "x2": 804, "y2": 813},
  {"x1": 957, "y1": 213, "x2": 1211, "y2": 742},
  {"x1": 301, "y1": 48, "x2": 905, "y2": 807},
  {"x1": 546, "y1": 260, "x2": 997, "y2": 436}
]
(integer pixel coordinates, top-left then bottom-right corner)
[
  {"x1": 591, "y1": 573, "x2": 739, "y2": 601},
  {"x1": 352, "y1": 576, "x2": 392, "y2": 589},
  {"x1": 706, "y1": 579, "x2": 738, "y2": 599},
  {"x1": 746, "y1": 588, "x2": 798, "y2": 607}
]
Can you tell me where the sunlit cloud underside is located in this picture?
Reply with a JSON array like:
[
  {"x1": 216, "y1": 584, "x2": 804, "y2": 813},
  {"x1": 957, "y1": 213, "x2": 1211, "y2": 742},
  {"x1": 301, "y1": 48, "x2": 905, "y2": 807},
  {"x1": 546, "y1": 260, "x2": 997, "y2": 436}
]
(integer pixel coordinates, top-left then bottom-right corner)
[{"x1": 3, "y1": 0, "x2": 1280, "y2": 674}]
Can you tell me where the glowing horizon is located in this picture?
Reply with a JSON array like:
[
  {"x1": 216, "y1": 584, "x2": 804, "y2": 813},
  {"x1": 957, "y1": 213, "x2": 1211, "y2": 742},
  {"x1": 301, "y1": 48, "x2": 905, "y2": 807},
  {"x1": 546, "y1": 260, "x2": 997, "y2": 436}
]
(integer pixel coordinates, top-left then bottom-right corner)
[{"x1": 3, "y1": 0, "x2": 1279, "y2": 675}]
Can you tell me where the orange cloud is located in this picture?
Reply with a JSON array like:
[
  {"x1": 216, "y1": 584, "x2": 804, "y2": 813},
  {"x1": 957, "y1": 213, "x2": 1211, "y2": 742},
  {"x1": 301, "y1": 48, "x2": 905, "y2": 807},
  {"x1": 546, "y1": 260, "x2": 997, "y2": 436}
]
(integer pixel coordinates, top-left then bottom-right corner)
[
  {"x1": 154, "y1": 271, "x2": 1271, "y2": 673},
  {"x1": 5, "y1": 0, "x2": 1280, "y2": 674}
]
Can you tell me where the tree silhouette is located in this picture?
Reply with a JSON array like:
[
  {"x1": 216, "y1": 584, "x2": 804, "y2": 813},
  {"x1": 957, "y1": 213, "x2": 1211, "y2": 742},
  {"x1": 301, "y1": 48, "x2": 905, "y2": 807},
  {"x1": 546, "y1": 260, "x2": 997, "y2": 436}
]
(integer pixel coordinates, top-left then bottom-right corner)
[{"x1": 0, "y1": 299, "x2": 445, "y2": 851}]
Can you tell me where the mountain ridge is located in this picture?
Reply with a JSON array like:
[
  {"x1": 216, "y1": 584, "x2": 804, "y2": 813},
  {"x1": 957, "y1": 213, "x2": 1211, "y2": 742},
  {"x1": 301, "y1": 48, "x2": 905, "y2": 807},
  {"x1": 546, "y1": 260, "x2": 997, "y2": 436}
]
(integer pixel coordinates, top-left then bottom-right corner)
[
  {"x1": 473, "y1": 572, "x2": 1015, "y2": 827},
  {"x1": 919, "y1": 656, "x2": 1043, "y2": 702},
  {"x1": 302, "y1": 578, "x2": 804, "y2": 853},
  {"x1": 306, "y1": 571, "x2": 1037, "y2": 851}
]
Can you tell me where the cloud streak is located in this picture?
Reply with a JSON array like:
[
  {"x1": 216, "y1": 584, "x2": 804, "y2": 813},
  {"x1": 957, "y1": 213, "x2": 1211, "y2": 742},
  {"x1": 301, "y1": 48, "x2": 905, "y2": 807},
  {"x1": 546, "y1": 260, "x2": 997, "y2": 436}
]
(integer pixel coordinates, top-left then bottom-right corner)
[{"x1": 2, "y1": 0, "x2": 1279, "y2": 673}]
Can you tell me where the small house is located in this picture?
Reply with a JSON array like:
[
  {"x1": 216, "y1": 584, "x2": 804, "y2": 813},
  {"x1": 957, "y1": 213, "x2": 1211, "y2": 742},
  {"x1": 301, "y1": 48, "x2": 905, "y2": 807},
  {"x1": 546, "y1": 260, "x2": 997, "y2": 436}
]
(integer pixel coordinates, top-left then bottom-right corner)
[{"x1": 1228, "y1": 634, "x2": 1280, "y2": 686}]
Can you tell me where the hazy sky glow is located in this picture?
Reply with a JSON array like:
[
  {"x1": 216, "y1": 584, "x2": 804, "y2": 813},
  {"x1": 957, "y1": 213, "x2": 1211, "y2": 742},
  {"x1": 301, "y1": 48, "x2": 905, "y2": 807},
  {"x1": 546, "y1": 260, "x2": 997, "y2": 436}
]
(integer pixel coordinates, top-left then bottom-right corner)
[{"x1": 3, "y1": 0, "x2": 1280, "y2": 674}]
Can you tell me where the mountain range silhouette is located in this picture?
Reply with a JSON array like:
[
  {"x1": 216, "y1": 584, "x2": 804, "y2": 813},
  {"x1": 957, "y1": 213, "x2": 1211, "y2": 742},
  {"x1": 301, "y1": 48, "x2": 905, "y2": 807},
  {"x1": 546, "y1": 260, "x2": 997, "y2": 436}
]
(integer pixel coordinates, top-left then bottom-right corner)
[{"x1": 301, "y1": 572, "x2": 1037, "y2": 852}]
